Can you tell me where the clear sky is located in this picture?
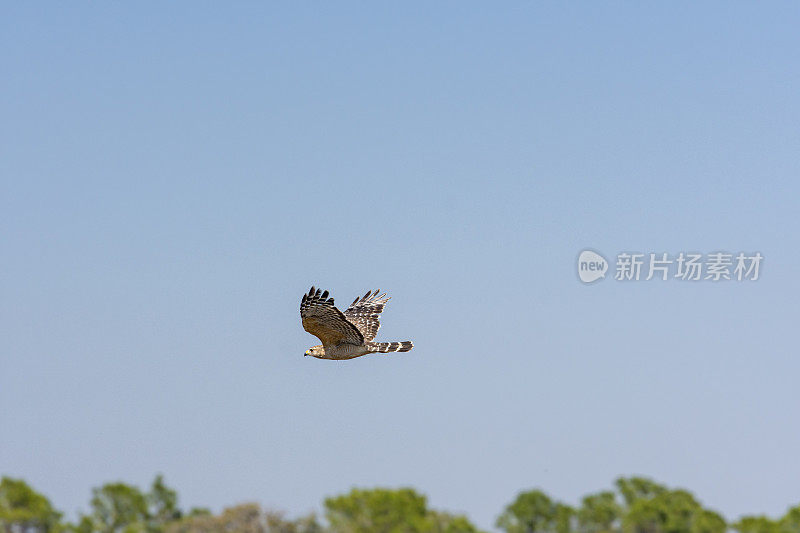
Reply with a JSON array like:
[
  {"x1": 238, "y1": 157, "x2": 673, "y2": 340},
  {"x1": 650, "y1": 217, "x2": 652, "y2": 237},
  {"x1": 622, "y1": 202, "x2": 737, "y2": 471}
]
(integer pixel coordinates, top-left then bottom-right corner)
[{"x1": 2, "y1": 3, "x2": 799, "y2": 530}]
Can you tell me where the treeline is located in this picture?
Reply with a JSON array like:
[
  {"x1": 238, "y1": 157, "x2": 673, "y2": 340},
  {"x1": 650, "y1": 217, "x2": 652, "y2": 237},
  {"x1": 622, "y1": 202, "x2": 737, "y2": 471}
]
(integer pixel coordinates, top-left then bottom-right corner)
[{"x1": 1, "y1": 475, "x2": 799, "y2": 533}]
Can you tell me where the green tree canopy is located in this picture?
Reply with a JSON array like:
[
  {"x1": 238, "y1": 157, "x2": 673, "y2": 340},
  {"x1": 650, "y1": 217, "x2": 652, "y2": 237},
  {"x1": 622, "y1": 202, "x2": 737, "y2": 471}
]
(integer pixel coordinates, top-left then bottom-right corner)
[
  {"x1": 0, "y1": 476, "x2": 63, "y2": 533},
  {"x1": 73, "y1": 475, "x2": 183, "y2": 533},
  {"x1": 555, "y1": 504, "x2": 576, "y2": 533},
  {"x1": 578, "y1": 491, "x2": 620, "y2": 533},
  {"x1": 148, "y1": 475, "x2": 181, "y2": 529},
  {"x1": 426, "y1": 510, "x2": 483, "y2": 533},
  {"x1": 496, "y1": 489, "x2": 568, "y2": 533},
  {"x1": 780, "y1": 504, "x2": 800, "y2": 533},
  {"x1": 325, "y1": 487, "x2": 427, "y2": 533},
  {"x1": 87, "y1": 482, "x2": 149, "y2": 533},
  {"x1": 324, "y1": 487, "x2": 482, "y2": 533},
  {"x1": 733, "y1": 516, "x2": 782, "y2": 533},
  {"x1": 165, "y1": 503, "x2": 322, "y2": 533},
  {"x1": 496, "y1": 477, "x2": 726, "y2": 533},
  {"x1": 623, "y1": 488, "x2": 725, "y2": 533},
  {"x1": 614, "y1": 478, "x2": 667, "y2": 508},
  {"x1": 7, "y1": 473, "x2": 800, "y2": 533},
  {"x1": 693, "y1": 509, "x2": 727, "y2": 533}
]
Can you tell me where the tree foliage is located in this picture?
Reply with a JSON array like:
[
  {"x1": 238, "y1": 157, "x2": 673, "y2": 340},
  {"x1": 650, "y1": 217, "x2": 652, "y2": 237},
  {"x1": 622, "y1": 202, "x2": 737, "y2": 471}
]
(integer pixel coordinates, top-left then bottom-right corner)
[
  {"x1": 732, "y1": 504, "x2": 800, "y2": 533},
  {"x1": 324, "y1": 487, "x2": 481, "y2": 533},
  {"x1": 85, "y1": 482, "x2": 149, "y2": 533},
  {"x1": 2, "y1": 473, "x2": 800, "y2": 533},
  {"x1": 165, "y1": 503, "x2": 322, "y2": 533},
  {"x1": 780, "y1": 504, "x2": 800, "y2": 533},
  {"x1": 622, "y1": 488, "x2": 725, "y2": 533},
  {"x1": 71, "y1": 475, "x2": 184, "y2": 533},
  {"x1": 0, "y1": 476, "x2": 63, "y2": 533},
  {"x1": 733, "y1": 516, "x2": 782, "y2": 533},
  {"x1": 578, "y1": 491, "x2": 620, "y2": 533},
  {"x1": 614, "y1": 478, "x2": 666, "y2": 508},
  {"x1": 496, "y1": 489, "x2": 564, "y2": 533},
  {"x1": 496, "y1": 477, "x2": 728, "y2": 533}
]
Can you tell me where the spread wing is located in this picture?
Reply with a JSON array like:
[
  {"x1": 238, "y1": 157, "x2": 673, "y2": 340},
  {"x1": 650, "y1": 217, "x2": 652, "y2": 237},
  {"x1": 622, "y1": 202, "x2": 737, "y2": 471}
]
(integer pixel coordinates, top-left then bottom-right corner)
[
  {"x1": 343, "y1": 289, "x2": 390, "y2": 342},
  {"x1": 300, "y1": 287, "x2": 364, "y2": 346}
]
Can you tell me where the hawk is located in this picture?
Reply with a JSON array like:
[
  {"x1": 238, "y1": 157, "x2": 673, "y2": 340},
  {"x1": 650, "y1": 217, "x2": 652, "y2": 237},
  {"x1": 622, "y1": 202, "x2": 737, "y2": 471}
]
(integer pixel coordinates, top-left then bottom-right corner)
[{"x1": 301, "y1": 286, "x2": 414, "y2": 360}]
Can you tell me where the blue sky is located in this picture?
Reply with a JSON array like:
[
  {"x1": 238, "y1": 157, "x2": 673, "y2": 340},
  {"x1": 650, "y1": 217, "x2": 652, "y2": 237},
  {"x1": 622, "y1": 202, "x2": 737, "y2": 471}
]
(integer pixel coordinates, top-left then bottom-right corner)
[{"x1": 2, "y1": 3, "x2": 799, "y2": 530}]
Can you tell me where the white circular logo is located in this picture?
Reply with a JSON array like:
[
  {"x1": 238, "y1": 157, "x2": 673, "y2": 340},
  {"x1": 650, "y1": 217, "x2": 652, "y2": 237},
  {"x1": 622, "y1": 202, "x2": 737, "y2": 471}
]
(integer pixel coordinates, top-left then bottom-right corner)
[{"x1": 578, "y1": 250, "x2": 608, "y2": 283}]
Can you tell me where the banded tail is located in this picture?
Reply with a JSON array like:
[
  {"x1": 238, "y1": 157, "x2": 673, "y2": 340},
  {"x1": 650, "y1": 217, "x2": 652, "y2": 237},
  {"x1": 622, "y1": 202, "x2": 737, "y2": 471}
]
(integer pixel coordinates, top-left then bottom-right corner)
[{"x1": 368, "y1": 341, "x2": 414, "y2": 354}]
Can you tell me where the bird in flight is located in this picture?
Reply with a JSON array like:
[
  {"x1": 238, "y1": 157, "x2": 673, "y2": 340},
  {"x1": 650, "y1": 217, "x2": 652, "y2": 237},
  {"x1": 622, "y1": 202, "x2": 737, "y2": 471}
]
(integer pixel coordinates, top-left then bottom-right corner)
[{"x1": 301, "y1": 287, "x2": 414, "y2": 360}]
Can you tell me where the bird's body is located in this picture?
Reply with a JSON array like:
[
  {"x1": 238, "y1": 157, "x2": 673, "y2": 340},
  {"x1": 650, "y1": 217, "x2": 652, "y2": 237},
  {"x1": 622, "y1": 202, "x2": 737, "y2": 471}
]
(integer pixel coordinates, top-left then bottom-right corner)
[
  {"x1": 300, "y1": 287, "x2": 414, "y2": 360},
  {"x1": 305, "y1": 343, "x2": 369, "y2": 360}
]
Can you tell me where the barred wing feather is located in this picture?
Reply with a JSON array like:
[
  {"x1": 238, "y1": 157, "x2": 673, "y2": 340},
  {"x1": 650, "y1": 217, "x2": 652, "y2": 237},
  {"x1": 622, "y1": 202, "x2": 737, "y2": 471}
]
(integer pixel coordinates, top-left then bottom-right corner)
[
  {"x1": 343, "y1": 289, "x2": 390, "y2": 342},
  {"x1": 300, "y1": 287, "x2": 364, "y2": 346}
]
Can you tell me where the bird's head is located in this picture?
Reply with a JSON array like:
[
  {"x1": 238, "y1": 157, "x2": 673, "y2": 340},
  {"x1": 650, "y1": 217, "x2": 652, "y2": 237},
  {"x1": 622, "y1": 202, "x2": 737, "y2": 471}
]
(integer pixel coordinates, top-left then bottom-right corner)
[{"x1": 305, "y1": 345, "x2": 324, "y2": 358}]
